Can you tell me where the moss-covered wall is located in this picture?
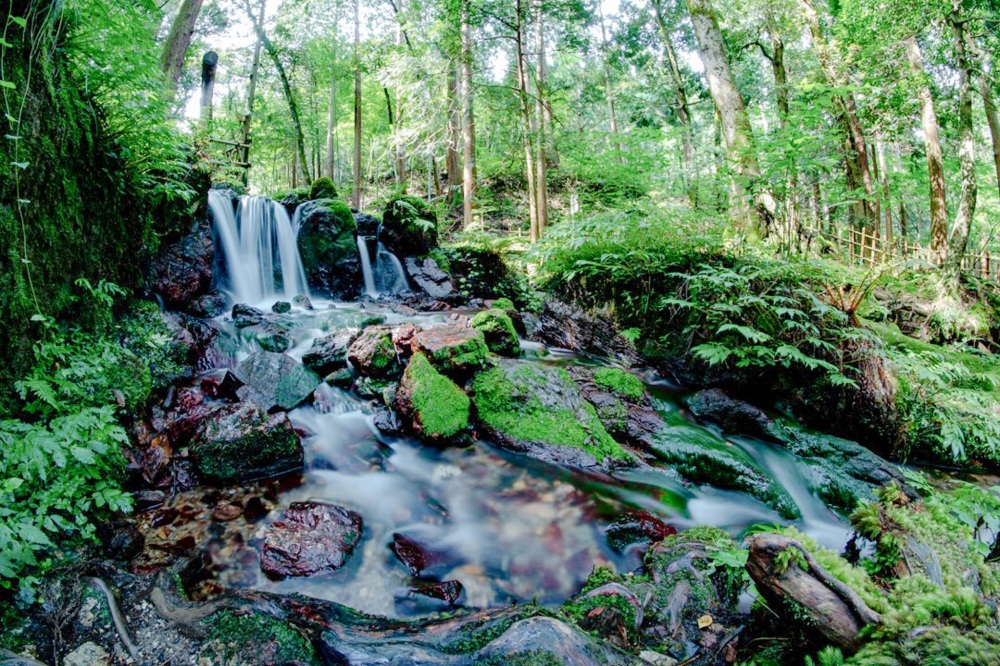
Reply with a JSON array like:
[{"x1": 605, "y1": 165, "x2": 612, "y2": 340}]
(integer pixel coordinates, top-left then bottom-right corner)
[{"x1": 0, "y1": 3, "x2": 156, "y2": 405}]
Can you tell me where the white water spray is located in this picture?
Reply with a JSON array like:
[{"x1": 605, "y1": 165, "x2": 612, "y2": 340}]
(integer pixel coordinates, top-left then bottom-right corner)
[{"x1": 209, "y1": 190, "x2": 310, "y2": 305}]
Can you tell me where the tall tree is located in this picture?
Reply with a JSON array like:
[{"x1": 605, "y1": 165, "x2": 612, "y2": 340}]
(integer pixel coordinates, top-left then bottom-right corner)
[
  {"x1": 534, "y1": 0, "x2": 549, "y2": 235},
  {"x1": 242, "y1": 0, "x2": 268, "y2": 178},
  {"x1": 461, "y1": 0, "x2": 478, "y2": 229},
  {"x1": 161, "y1": 0, "x2": 206, "y2": 93},
  {"x1": 515, "y1": 0, "x2": 539, "y2": 240},
  {"x1": 597, "y1": 1, "x2": 623, "y2": 164},
  {"x1": 652, "y1": 0, "x2": 695, "y2": 205},
  {"x1": 353, "y1": 0, "x2": 363, "y2": 208},
  {"x1": 945, "y1": 11, "x2": 977, "y2": 277}
]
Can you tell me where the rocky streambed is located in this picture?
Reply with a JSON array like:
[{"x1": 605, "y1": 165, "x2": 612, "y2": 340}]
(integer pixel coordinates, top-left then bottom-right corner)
[{"x1": 31, "y1": 293, "x2": 914, "y2": 666}]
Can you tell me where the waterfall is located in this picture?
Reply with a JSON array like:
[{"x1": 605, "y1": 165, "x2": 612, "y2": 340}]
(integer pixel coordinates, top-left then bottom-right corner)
[
  {"x1": 357, "y1": 235, "x2": 378, "y2": 297},
  {"x1": 374, "y1": 242, "x2": 408, "y2": 294},
  {"x1": 209, "y1": 190, "x2": 310, "y2": 305}
]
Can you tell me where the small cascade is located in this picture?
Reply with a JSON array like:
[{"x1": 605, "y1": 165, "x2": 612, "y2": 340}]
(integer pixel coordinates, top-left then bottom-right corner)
[
  {"x1": 357, "y1": 235, "x2": 378, "y2": 297},
  {"x1": 209, "y1": 190, "x2": 310, "y2": 305}
]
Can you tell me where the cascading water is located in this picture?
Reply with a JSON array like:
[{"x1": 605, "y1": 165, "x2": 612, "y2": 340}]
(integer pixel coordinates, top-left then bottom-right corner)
[
  {"x1": 356, "y1": 225, "x2": 408, "y2": 298},
  {"x1": 357, "y1": 235, "x2": 378, "y2": 297},
  {"x1": 209, "y1": 190, "x2": 310, "y2": 305}
]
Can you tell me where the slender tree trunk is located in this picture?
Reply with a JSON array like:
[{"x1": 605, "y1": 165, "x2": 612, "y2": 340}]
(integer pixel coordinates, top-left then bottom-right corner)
[
  {"x1": 597, "y1": 3, "x2": 623, "y2": 164},
  {"x1": 394, "y1": 0, "x2": 407, "y2": 187},
  {"x1": 515, "y1": 0, "x2": 538, "y2": 241},
  {"x1": 653, "y1": 0, "x2": 695, "y2": 205},
  {"x1": 447, "y1": 60, "x2": 462, "y2": 191},
  {"x1": 161, "y1": 0, "x2": 206, "y2": 94},
  {"x1": 946, "y1": 14, "x2": 977, "y2": 276},
  {"x1": 326, "y1": 46, "x2": 338, "y2": 180},
  {"x1": 973, "y1": 48, "x2": 1000, "y2": 200},
  {"x1": 534, "y1": 0, "x2": 548, "y2": 235},
  {"x1": 241, "y1": 0, "x2": 267, "y2": 179},
  {"x1": 766, "y1": 13, "x2": 800, "y2": 247},
  {"x1": 353, "y1": 0, "x2": 362, "y2": 208},
  {"x1": 687, "y1": 0, "x2": 776, "y2": 236},
  {"x1": 906, "y1": 36, "x2": 948, "y2": 265},
  {"x1": 799, "y1": 0, "x2": 875, "y2": 226},
  {"x1": 876, "y1": 132, "x2": 892, "y2": 246},
  {"x1": 461, "y1": 0, "x2": 478, "y2": 230}
]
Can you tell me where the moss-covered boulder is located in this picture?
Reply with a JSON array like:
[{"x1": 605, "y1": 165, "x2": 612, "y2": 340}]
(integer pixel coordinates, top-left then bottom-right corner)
[
  {"x1": 381, "y1": 194, "x2": 438, "y2": 255},
  {"x1": 200, "y1": 610, "x2": 321, "y2": 665},
  {"x1": 471, "y1": 309, "x2": 520, "y2": 357},
  {"x1": 471, "y1": 360, "x2": 632, "y2": 469},
  {"x1": 309, "y1": 176, "x2": 338, "y2": 200},
  {"x1": 395, "y1": 352, "x2": 470, "y2": 441},
  {"x1": 191, "y1": 402, "x2": 303, "y2": 484},
  {"x1": 348, "y1": 326, "x2": 400, "y2": 378},
  {"x1": 412, "y1": 326, "x2": 490, "y2": 378},
  {"x1": 297, "y1": 198, "x2": 360, "y2": 297},
  {"x1": 649, "y1": 412, "x2": 799, "y2": 519},
  {"x1": 277, "y1": 186, "x2": 311, "y2": 218}
]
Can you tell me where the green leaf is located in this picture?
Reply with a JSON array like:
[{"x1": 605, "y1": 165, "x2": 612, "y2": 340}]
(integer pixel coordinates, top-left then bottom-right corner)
[
  {"x1": 691, "y1": 343, "x2": 733, "y2": 366},
  {"x1": 10, "y1": 16, "x2": 27, "y2": 28},
  {"x1": 0, "y1": 80, "x2": 16, "y2": 90},
  {"x1": 70, "y1": 446, "x2": 97, "y2": 465},
  {"x1": 10, "y1": 161, "x2": 29, "y2": 170}
]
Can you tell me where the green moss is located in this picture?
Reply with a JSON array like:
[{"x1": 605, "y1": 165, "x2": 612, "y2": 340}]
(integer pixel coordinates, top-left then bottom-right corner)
[
  {"x1": 202, "y1": 610, "x2": 320, "y2": 665},
  {"x1": 405, "y1": 352, "x2": 470, "y2": 439},
  {"x1": 476, "y1": 651, "x2": 563, "y2": 666},
  {"x1": 309, "y1": 176, "x2": 338, "y2": 200},
  {"x1": 592, "y1": 368, "x2": 645, "y2": 401},
  {"x1": 427, "y1": 330, "x2": 491, "y2": 374},
  {"x1": 297, "y1": 199, "x2": 358, "y2": 283},
  {"x1": 382, "y1": 194, "x2": 439, "y2": 253},
  {"x1": 492, "y1": 297, "x2": 516, "y2": 311},
  {"x1": 439, "y1": 614, "x2": 530, "y2": 654},
  {"x1": 470, "y1": 309, "x2": 520, "y2": 356},
  {"x1": 196, "y1": 410, "x2": 302, "y2": 483},
  {"x1": 471, "y1": 363, "x2": 629, "y2": 463}
]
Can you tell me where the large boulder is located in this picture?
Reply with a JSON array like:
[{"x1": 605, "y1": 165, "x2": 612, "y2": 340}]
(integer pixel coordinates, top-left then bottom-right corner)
[
  {"x1": 302, "y1": 328, "x2": 360, "y2": 376},
  {"x1": 234, "y1": 352, "x2": 320, "y2": 411},
  {"x1": 470, "y1": 309, "x2": 520, "y2": 357},
  {"x1": 411, "y1": 326, "x2": 489, "y2": 378},
  {"x1": 261, "y1": 501, "x2": 363, "y2": 578},
  {"x1": 570, "y1": 367, "x2": 664, "y2": 451},
  {"x1": 151, "y1": 219, "x2": 214, "y2": 311},
  {"x1": 470, "y1": 360, "x2": 632, "y2": 469},
  {"x1": 381, "y1": 195, "x2": 438, "y2": 255},
  {"x1": 394, "y1": 352, "x2": 470, "y2": 440},
  {"x1": 533, "y1": 299, "x2": 639, "y2": 366},
  {"x1": 297, "y1": 198, "x2": 360, "y2": 297},
  {"x1": 190, "y1": 402, "x2": 303, "y2": 484},
  {"x1": 406, "y1": 256, "x2": 454, "y2": 300}
]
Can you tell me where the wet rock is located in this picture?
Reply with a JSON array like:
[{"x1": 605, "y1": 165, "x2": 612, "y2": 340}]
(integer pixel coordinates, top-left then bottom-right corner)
[
  {"x1": 470, "y1": 308, "x2": 520, "y2": 357},
  {"x1": 140, "y1": 434, "x2": 173, "y2": 486},
  {"x1": 373, "y1": 408, "x2": 403, "y2": 435},
  {"x1": 325, "y1": 368, "x2": 354, "y2": 389},
  {"x1": 240, "y1": 321, "x2": 291, "y2": 353},
  {"x1": 188, "y1": 291, "x2": 228, "y2": 318},
  {"x1": 261, "y1": 501, "x2": 363, "y2": 578},
  {"x1": 397, "y1": 580, "x2": 465, "y2": 614},
  {"x1": 406, "y1": 256, "x2": 454, "y2": 300},
  {"x1": 606, "y1": 510, "x2": 677, "y2": 553},
  {"x1": 687, "y1": 389, "x2": 781, "y2": 442},
  {"x1": 303, "y1": 328, "x2": 360, "y2": 376},
  {"x1": 471, "y1": 360, "x2": 632, "y2": 470},
  {"x1": 271, "y1": 301, "x2": 291, "y2": 314},
  {"x1": 381, "y1": 195, "x2": 438, "y2": 255},
  {"x1": 477, "y1": 616, "x2": 632, "y2": 666},
  {"x1": 390, "y1": 532, "x2": 456, "y2": 578},
  {"x1": 279, "y1": 186, "x2": 310, "y2": 217},
  {"x1": 534, "y1": 299, "x2": 640, "y2": 366},
  {"x1": 411, "y1": 326, "x2": 489, "y2": 378},
  {"x1": 232, "y1": 303, "x2": 266, "y2": 328},
  {"x1": 234, "y1": 351, "x2": 320, "y2": 411},
  {"x1": 354, "y1": 211, "x2": 381, "y2": 236},
  {"x1": 297, "y1": 199, "x2": 360, "y2": 298},
  {"x1": 134, "y1": 490, "x2": 167, "y2": 511},
  {"x1": 573, "y1": 583, "x2": 645, "y2": 649},
  {"x1": 571, "y1": 367, "x2": 664, "y2": 451},
  {"x1": 394, "y1": 352, "x2": 470, "y2": 441},
  {"x1": 391, "y1": 324, "x2": 419, "y2": 360},
  {"x1": 348, "y1": 326, "x2": 400, "y2": 378},
  {"x1": 355, "y1": 377, "x2": 396, "y2": 404},
  {"x1": 151, "y1": 219, "x2": 213, "y2": 311},
  {"x1": 63, "y1": 641, "x2": 111, "y2": 666},
  {"x1": 213, "y1": 502, "x2": 243, "y2": 522},
  {"x1": 648, "y1": 415, "x2": 799, "y2": 520},
  {"x1": 190, "y1": 402, "x2": 303, "y2": 484},
  {"x1": 200, "y1": 370, "x2": 243, "y2": 401},
  {"x1": 292, "y1": 294, "x2": 314, "y2": 310}
]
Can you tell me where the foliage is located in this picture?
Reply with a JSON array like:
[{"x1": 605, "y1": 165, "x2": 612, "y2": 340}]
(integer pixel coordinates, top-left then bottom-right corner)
[{"x1": 309, "y1": 176, "x2": 338, "y2": 200}]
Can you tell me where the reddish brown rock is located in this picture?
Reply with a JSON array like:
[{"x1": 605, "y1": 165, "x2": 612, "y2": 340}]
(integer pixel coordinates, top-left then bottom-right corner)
[
  {"x1": 347, "y1": 326, "x2": 400, "y2": 378},
  {"x1": 261, "y1": 502, "x2": 363, "y2": 578},
  {"x1": 410, "y1": 325, "x2": 489, "y2": 377},
  {"x1": 606, "y1": 510, "x2": 677, "y2": 553}
]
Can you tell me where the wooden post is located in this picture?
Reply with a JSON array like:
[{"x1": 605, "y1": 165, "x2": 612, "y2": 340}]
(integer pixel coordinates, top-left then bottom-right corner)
[{"x1": 200, "y1": 51, "x2": 219, "y2": 125}]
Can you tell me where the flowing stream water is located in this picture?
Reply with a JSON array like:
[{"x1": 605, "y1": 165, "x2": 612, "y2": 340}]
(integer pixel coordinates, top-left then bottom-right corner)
[{"x1": 199, "y1": 194, "x2": 852, "y2": 619}]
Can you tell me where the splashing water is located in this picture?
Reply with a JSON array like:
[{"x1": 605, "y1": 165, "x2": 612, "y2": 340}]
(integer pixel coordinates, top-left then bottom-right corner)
[{"x1": 209, "y1": 190, "x2": 310, "y2": 305}]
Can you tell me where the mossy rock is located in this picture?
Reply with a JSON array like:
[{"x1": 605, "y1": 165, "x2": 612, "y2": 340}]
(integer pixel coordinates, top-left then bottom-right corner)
[
  {"x1": 471, "y1": 309, "x2": 520, "y2": 357},
  {"x1": 395, "y1": 352, "x2": 470, "y2": 440},
  {"x1": 200, "y1": 609, "x2": 321, "y2": 665},
  {"x1": 412, "y1": 326, "x2": 490, "y2": 378},
  {"x1": 309, "y1": 176, "x2": 338, "y2": 200},
  {"x1": 591, "y1": 368, "x2": 645, "y2": 401},
  {"x1": 297, "y1": 198, "x2": 360, "y2": 298},
  {"x1": 471, "y1": 360, "x2": 632, "y2": 468},
  {"x1": 381, "y1": 194, "x2": 438, "y2": 255},
  {"x1": 649, "y1": 412, "x2": 799, "y2": 519},
  {"x1": 191, "y1": 403, "x2": 303, "y2": 484},
  {"x1": 348, "y1": 326, "x2": 400, "y2": 378}
]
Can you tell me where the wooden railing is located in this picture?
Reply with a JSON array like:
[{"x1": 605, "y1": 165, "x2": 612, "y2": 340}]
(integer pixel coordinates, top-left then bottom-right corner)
[{"x1": 803, "y1": 225, "x2": 997, "y2": 281}]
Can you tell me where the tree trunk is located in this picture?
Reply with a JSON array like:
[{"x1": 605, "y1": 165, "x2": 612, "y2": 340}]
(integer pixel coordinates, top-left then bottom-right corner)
[
  {"x1": 972, "y1": 47, "x2": 1000, "y2": 200},
  {"x1": 534, "y1": 0, "x2": 548, "y2": 235},
  {"x1": 394, "y1": 0, "x2": 407, "y2": 187},
  {"x1": 447, "y1": 60, "x2": 462, "y2": 191},
  {"x1": 945, "y1": 14, "x2": 977, "y2": 277},
  {"x1": 241, "y1": 0, "x2": 267, "y2": 180},
  {"x1": 766, "y1": 13, "x2": 800, "y2": 248},
  {"x1": 876, "y1": 132, "x2": 892, "y2": 246},
  {"x1": 326, "y1": 48, "x2": 338, "y2": 181},
  {"x1": 199, "y1": 51, "x2": 218, "y2": 126},
  {"x1": 653, "y1": 0, "x2": 695, "y2": 206},
  {"x1": 515, "y1": 0, "x2": 538, "y2": 241},
  {"x1": 906, "y1": 36, "x2": 948, "y2": 265},
  {"x1": 598, "y1": 3, "x2": 623, "y2": 164},
  {"x1": 161, "y1": 0, "x2": 206, "y2": 94},
  {"x1": 687, "y1": 0, "x2": 776, "y2": 236},
  {"x1": 353, "y1": 0, "x2": 362, "y2": 208},
  {"x1": 799, "y1": 0, "x2": 876, "y2": 226},
  {"x1": 461, "y1": 0, "x2": 478, "y2": 230}
]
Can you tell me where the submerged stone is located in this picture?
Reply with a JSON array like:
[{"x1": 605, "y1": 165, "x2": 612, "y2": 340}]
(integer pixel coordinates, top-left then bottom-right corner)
[
  {"x1": 190, "y1": 402, "x2": 303, "y2": 484},
  {"x1": 471, "y1": 360, "x2": 631, "y2": 469},
  {"x1": 394, "y1": 352, "x2": 470, "y2": 441},
  {"x1": 261, "y1": 501, "x2": 362, "y2": 578},
  {"x1": 470, "y1": 308, "x2": 520, "y2": 357},
  {"x1": 271, "y1": 300, "x2": 291, "y2": 314}
]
